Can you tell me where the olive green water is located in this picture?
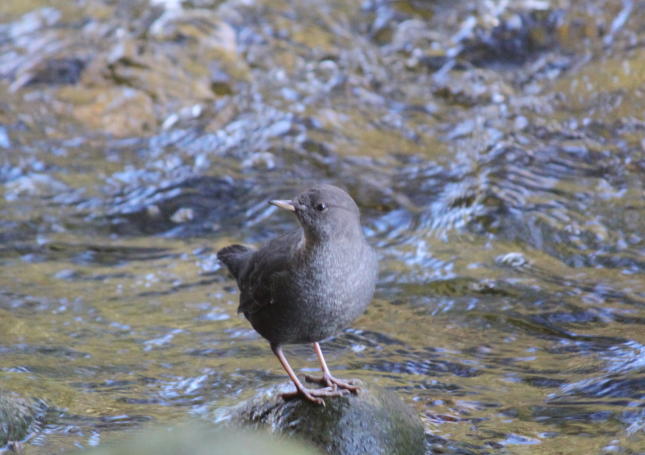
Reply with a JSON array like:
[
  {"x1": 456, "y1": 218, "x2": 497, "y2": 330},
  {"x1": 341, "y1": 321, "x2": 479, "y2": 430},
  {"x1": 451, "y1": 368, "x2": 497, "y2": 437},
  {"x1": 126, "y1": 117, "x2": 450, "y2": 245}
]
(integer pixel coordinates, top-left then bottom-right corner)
[{"x1": 1, "y1": 0, "x2": 643, "y2": 453}]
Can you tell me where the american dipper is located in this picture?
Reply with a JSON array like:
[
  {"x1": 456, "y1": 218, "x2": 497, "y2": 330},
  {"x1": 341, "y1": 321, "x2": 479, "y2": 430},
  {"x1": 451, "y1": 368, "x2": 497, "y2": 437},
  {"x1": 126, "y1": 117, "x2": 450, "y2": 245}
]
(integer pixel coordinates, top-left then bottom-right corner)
[{"x1": 217, "y1": 184, "x2": 378, "y2": 405}]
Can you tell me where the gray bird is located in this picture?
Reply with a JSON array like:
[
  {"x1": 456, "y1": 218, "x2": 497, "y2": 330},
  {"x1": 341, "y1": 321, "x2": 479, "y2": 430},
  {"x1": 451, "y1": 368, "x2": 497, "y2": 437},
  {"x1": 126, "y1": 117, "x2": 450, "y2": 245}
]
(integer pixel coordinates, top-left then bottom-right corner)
[{"x1": 217, "y1": 184, "x2": 378, "y2": 404}]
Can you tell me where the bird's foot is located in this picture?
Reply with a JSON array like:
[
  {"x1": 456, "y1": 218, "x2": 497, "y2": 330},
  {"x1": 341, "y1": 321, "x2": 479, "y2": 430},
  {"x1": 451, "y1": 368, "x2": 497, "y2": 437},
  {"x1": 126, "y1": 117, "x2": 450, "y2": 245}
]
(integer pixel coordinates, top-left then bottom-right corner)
[
  {"x1": 304, "y1": 373, "x2": 360, "y2": 393},
  {"x1": 280, "y1": 385, "x2": 350, "y2": 406}
]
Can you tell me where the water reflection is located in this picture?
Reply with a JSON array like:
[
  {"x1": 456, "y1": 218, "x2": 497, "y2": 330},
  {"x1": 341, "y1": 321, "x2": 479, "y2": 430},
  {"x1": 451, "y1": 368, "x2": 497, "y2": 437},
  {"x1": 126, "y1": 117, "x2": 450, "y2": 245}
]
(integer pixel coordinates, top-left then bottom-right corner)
[{"x1": 1, "y1": 0, "x2": 644, "y2": 453}]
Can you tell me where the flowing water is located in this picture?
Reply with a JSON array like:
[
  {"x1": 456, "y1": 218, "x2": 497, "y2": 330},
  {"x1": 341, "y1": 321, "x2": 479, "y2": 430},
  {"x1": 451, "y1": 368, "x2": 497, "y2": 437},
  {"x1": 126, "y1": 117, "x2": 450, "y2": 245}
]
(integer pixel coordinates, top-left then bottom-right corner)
[{"x1": 0, "y1": 0, "x2": 643, "y2": 453}]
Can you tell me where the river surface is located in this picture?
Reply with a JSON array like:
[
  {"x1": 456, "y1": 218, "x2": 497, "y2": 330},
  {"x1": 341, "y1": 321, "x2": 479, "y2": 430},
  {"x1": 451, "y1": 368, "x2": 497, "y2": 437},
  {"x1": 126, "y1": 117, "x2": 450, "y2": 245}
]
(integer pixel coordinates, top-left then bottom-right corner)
[{"x1": 1, "y1": 0, "x2": 643, "y2": 453}]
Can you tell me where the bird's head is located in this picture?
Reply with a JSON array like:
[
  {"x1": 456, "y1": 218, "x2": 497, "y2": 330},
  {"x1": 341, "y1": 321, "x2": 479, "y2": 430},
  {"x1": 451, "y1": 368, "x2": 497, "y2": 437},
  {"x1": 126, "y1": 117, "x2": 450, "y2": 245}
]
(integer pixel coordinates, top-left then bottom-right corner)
[{"x1": 270, "y1": 184, "x2": 362, "y2": 243}]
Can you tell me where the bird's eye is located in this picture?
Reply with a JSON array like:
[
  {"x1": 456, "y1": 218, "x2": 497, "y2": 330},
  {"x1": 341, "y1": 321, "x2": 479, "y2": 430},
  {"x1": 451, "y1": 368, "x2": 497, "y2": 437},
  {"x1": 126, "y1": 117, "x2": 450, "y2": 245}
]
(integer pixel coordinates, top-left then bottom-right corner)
[{"x1": 315, "y1": 202, "x2": 327, "y2": 212}]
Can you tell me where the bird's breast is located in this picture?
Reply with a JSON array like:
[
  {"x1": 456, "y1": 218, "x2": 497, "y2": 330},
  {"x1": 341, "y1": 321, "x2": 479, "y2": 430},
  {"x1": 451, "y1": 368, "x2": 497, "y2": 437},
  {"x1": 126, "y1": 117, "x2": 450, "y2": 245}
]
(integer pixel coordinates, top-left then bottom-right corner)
[
  {"x1": 288, "y1": 242, "x2": 376, "y2": 307},
  {"x1": 249, "y1": 242, "x2": 376, "y2": 344}
]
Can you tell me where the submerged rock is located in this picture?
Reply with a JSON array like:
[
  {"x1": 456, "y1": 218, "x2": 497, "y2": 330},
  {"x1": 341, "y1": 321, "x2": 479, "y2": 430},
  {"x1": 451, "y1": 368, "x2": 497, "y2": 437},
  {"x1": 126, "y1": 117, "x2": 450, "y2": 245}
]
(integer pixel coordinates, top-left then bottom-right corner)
[{"x1": 223, "y1": 381, "x2": 426, "y2": 455}]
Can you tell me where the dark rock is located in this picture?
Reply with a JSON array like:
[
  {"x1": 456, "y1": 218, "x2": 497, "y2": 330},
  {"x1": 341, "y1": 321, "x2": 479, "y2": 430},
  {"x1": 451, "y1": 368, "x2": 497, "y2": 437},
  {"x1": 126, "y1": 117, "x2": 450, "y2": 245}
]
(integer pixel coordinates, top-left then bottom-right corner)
[
  {"x1": 106, "y1": 176, "x2": 248, "y2": 237},
  {"x1": 224, "y1": 381, "x2": 426, "y2": 455},
  {"x1": 25, "y1": 57, "x2": 86, "y2": 86}
]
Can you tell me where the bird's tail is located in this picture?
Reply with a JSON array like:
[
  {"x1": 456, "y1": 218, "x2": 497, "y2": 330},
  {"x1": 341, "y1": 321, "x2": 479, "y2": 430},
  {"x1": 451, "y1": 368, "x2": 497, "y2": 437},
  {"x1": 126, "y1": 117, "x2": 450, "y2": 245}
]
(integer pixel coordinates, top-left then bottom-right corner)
[{"x1": 217, "y1": 244, "x2": 252, "y2": 280}]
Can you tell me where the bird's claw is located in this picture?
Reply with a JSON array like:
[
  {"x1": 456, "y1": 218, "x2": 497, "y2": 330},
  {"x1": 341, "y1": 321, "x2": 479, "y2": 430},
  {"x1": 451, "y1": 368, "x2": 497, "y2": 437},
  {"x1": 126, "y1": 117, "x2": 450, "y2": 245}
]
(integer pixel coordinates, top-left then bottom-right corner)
[
  {"x1": 280, "y1": 385, "x2": 351, "y2": 405},
  {"x1": 304, "y1": 373, "x2": 360, "y2": 393}
]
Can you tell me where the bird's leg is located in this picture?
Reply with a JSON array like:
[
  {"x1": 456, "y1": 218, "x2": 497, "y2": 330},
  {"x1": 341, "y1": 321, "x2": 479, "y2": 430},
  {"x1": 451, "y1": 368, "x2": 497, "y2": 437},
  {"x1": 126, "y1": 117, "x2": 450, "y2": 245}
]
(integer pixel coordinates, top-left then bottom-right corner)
[
  {"x1": 304, "y1": 342, "x2": 360, "y2": 393},
  {"x1": 271, "y1": 343, "x2": 347, "y2": 405}
]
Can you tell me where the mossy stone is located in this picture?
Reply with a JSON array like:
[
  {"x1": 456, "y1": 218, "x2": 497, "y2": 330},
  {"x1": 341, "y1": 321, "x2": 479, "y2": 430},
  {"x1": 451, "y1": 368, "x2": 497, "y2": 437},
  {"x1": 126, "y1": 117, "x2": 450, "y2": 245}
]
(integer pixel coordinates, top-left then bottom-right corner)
[
  {"x1": 0, "y1": 390, "x2": 47, "y2": 447},
  {"x1": 227, "y1": 381, "x2": 426, "y2": 455}
]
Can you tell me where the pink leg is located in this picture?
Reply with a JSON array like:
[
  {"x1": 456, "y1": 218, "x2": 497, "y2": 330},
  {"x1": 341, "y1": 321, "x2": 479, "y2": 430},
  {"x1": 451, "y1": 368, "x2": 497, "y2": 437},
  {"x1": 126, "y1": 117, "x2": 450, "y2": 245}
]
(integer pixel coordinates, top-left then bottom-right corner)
[
  {"x1": 271, "y1": 344, "x2": 348, "y2": 405},
  {"x1": 304, "y1": 342, "x2": 359, "y2": 393}
]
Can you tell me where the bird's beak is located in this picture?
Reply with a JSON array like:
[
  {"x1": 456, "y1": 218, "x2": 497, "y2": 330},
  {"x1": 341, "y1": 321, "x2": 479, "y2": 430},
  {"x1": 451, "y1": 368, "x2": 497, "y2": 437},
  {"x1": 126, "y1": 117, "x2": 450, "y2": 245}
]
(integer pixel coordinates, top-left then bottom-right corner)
[{"x1": 269, "y1": 199, "x2": 296, "y2": 212}]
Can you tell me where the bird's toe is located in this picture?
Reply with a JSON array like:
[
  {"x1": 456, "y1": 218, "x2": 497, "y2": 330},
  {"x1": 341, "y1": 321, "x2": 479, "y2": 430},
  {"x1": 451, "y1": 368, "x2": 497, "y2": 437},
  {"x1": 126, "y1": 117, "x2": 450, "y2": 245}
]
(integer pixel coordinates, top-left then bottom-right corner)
[{"x1": 305, "y1": 373, "x2": 359, "y2": 393}]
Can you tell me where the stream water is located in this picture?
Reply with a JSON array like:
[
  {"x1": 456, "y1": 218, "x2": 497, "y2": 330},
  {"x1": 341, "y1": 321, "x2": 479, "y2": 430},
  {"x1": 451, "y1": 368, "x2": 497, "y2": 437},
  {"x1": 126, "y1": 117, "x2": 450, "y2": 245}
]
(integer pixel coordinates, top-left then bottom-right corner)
[{"x1": 1, "y1": 0, "x2": 643, "y2": 453}]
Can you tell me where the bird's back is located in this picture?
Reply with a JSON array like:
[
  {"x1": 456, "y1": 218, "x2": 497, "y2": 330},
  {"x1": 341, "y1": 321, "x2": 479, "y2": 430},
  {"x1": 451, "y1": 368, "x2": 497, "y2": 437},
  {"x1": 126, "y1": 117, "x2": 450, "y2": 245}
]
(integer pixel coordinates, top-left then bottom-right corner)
[{"x1": 218, "y1": 230, "x2": 301, "y2": 316}]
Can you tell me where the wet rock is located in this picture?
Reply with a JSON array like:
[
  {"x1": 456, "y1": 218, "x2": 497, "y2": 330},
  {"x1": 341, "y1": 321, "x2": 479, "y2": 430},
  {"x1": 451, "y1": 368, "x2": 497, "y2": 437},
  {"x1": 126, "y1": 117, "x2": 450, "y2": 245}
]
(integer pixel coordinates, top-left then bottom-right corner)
[
  {"x1": 80, "y1": 7, "x2": 249, "y2": 112},
  {"x1": 23, "y1": 57, "x2": 86, "y2": 86},
  {"x1": 58, "y1": 86, "x2": 157, "y2": 137},
  {"x1": 2, "y1": 2, "x2": 249, "y2": 131},
  {"x1": 106, "y1": 176, "x2": 247, "y2": 237},
  {"x1": 461, "y1": 9, "x2": 563, "y2": 66},
  {"x1": 0, "y1": 390, "x2": 47, "y2": 448},
  {"x1": 76, "y1": 424, "x2": 319, "y2": 455},
  {"x1": 223, "y1": 381, "x2": 425, "y2": 455}
]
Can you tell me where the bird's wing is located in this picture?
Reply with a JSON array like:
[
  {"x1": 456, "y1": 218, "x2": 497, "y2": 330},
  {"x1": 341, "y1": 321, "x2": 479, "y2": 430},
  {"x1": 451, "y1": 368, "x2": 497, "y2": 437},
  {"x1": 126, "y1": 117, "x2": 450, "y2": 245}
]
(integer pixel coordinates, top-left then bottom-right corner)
[
  {"x1": 237, "y1": 230, "x2": 300, "y2": 315},
  {"x1": 217, "y1": 244, "x2": 254, "y2": 281}
]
